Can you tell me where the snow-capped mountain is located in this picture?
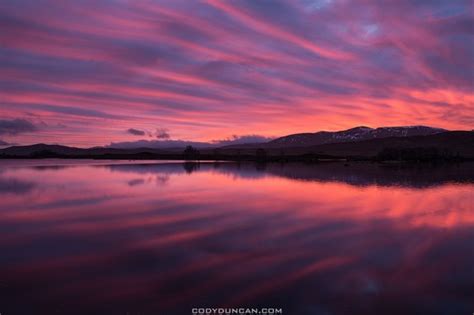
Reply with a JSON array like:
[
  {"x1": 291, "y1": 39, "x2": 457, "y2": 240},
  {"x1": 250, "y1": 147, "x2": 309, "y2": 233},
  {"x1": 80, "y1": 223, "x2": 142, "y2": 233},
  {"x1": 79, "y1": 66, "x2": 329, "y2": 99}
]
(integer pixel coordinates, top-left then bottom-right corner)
[{"x1": 267, "y1": 126, "x2": 447, "y2": 147}]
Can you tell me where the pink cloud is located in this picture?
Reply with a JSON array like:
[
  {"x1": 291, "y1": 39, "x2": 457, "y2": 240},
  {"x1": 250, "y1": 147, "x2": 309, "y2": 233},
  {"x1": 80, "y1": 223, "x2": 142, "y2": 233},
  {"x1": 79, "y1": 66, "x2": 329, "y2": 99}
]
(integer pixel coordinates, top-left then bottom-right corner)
[{"x1": 0, "y1": 0, "x2": 472, "y2": 146}]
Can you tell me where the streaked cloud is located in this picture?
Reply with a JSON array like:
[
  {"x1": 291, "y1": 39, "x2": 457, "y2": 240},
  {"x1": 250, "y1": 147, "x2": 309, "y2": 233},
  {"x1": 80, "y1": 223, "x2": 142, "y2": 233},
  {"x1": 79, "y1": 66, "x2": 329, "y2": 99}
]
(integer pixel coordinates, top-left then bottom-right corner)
[
  {"x1": 0, "y1": 0, "x2": 472, "y2": 147},
  {"x1": 0, "y1": 119, "x2": 38, "y2": 135},
  {"x1": 155, "y1": 128, "x2": 170, "y2": 139},
  {"x1": 127, "y1": 128, "x2": 146, "y2": 136}
]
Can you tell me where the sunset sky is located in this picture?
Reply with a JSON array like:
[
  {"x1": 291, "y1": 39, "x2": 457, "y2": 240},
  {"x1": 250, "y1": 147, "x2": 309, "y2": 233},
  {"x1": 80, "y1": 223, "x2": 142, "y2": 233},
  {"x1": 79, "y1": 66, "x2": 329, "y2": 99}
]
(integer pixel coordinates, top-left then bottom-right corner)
[{"x1": 1, "y1": 0, "x2": 473, "y2": 147}]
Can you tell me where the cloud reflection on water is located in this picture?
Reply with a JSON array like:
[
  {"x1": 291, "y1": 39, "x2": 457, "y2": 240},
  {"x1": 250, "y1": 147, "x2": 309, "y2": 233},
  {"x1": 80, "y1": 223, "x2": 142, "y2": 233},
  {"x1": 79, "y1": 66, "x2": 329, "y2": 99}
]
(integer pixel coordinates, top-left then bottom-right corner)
[{"x1": 0, "y1": 161, "x2": 472, "y2": 315}]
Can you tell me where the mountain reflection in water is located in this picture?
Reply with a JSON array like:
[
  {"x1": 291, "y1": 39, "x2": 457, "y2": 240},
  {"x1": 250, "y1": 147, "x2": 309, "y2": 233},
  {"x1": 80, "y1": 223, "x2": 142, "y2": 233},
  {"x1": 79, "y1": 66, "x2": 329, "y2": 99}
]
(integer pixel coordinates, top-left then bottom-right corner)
[{"x1": 0, "y1": 161, "x2": 472, "y2": 315}]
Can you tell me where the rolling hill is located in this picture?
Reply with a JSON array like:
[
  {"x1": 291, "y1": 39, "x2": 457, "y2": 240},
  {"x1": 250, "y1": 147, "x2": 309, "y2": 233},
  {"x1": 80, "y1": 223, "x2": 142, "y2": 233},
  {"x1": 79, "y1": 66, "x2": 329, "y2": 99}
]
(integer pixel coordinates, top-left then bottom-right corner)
[
  {"x1": 234, "y1": 126, "x2": 447, "y2": 148},
  {"x1": 0, "y1": 127, "x2": 472, "y2": 160}
]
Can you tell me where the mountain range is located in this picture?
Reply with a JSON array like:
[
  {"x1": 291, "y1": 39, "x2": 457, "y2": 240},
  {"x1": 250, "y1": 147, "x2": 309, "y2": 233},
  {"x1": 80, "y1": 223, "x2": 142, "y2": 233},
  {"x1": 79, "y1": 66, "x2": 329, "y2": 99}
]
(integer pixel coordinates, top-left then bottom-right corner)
[
  {"x1": 225, "y1": 125, "x2": 447, "y2": 148},
  {"x1": 1, "y1": 126, "x2": 473, "y2": 160}
]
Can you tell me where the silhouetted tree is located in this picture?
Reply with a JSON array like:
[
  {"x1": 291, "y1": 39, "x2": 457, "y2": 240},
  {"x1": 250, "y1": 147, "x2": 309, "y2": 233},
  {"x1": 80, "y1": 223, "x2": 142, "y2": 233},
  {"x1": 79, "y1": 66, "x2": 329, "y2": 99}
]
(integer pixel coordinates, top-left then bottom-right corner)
[{"x1": 184, "y1": 145, "x2": 200, "y2": 160}]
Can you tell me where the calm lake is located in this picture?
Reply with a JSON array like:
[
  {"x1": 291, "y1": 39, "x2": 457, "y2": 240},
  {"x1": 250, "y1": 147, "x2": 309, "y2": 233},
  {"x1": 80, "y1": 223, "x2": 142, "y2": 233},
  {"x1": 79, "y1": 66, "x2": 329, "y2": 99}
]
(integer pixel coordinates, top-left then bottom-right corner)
[{"x1": 0, "y1": 160, "x2": 473, "y2": 315}]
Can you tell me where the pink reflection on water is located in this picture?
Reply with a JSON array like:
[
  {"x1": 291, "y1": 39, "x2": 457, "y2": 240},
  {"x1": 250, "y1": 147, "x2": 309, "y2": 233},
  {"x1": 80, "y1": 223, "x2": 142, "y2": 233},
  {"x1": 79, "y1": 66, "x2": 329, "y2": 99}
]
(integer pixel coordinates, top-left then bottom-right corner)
[{"x1": 0, "y1": 161, "x2": 472, "y2": 314}]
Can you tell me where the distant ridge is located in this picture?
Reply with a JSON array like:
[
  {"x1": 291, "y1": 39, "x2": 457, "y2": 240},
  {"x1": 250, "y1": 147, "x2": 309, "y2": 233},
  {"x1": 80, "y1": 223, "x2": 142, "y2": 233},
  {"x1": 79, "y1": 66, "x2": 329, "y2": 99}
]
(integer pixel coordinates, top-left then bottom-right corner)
[
  {"x1": 1, "y1": 126, "x2": 473, "y2": 160},
  {"x1": 264, "y1": 125, "x2": 446, "y2": 148},
  {"x1": 0, "y1": 143, "x2": 170, "y2": 157}
]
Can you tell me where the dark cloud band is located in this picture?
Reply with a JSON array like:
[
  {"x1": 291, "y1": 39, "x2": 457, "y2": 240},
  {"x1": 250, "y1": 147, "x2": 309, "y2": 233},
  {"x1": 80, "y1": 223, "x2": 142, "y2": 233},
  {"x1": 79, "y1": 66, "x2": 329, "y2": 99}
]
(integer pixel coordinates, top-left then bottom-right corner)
[{"x1": 0, "y1": 119, "x2": 37, "y2": 135}]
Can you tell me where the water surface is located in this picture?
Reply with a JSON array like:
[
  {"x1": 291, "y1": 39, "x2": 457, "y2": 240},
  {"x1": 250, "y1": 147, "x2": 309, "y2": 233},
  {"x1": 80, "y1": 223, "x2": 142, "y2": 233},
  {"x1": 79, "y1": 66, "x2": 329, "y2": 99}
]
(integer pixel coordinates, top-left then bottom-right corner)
[{"x1": 0, "y1": 160, "x2": 473, "y2": 315}]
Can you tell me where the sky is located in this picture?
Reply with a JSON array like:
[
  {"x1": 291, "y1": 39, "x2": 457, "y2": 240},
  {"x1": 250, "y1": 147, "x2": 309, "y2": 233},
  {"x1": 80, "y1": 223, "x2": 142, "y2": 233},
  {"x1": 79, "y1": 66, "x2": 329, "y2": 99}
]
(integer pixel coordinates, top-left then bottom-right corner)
[{"x1": 0, "y1": 0, "x2": 473, "y2": 148}]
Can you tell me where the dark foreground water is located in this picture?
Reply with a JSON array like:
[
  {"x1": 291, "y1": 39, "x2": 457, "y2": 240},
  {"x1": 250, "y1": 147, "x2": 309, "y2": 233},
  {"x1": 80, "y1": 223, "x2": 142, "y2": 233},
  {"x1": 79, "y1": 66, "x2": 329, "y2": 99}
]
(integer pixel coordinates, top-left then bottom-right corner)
[{"x1": 0, "y1": 160, "x2": 473, "y2": 315}]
